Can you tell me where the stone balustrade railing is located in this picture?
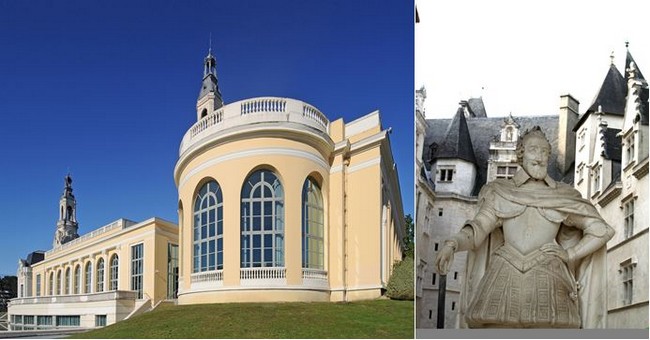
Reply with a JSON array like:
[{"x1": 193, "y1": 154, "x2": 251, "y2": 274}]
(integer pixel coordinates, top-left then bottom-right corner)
[
  {"x1": 190, "y1": 270, "x2": 223, "y2": 283},
  {"x1": 179, "y1": 97, "x2": 330, "y2": 155},
  {"x1": 240, "y1": 267, "x2": 286, "y2": 280},
  {"x1": 8, "y1": 290, "x2": 137, "y2": 306},
  {"x1": 45, "y1": 219, "x2": 136, "y2": 257}
]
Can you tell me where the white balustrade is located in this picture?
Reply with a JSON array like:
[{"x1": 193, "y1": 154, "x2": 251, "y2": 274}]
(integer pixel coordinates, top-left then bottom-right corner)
[
  {"x1": 190, "y1": 270, "x2": 223, "y2": 283},
  {"x1": 240, "y1": 267, "x2": 286, "y2": 287},
  {"x1": 46, "y1": 219, "x2": 134, "y2": 256},
  {"x1": 189, "y1": 270, "x2": 224, "y2": 290},
  {"x1": 179, "y1": 97, "x2": 330, "y2": 156},
  {"x1": 302, "y1": 269, "x2": 328, "y2": 288}
]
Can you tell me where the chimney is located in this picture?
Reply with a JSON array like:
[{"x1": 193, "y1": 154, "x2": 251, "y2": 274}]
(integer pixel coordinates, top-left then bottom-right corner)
[{"x1": 558, "y1": 94, "x2": 579, "y2": 174}]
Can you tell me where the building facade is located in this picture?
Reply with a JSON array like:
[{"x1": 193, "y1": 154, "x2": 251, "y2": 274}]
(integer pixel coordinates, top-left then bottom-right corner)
[
  {"x1": 175, "y1": 50, "x2": 406, "y2": 304},
  {"x1": 8, "y1": 48, "x2": 407, "y2": 330},
  {"x1": 571, "y1": 47, "x2": 649, "y2": 328},
  {"x1": 9, "y1": 177, "x2": 178, "y2": 330},
  {"x1": 417, "y1": 44, "x2": 648, "y2": 328}
]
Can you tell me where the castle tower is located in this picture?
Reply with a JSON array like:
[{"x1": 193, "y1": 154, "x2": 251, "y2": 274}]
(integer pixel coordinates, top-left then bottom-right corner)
[
  {"x1": 53, "y1": 174, "x2": 79, "y2": 247},
  {"x1": 196, "y1": 46, "x2": 224, "y2": 121}
]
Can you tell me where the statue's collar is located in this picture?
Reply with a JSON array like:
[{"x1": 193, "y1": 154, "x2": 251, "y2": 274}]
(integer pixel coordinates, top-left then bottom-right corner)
[{"x1": 512, "y1": 169, "x2": 557, "y2": 188}]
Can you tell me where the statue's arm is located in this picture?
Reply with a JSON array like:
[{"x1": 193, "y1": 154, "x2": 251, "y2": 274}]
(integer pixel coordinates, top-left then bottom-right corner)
[
  {"x1": 446, "y1": 204, "x2": 501, "y2": 252},
  {"x1": 565, "y1": 214, "x2": 615, "y2": 263}
]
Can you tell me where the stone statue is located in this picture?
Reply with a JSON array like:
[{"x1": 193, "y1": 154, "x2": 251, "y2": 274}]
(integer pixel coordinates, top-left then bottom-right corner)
[{"x1": 434, "y1": 126, "x2": 614, "y2": 328}]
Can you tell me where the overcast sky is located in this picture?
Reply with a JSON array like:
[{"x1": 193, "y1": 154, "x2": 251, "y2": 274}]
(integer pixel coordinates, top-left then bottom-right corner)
[{"x1": 416, "y1": 0, "x2": 649, "y2": 119}]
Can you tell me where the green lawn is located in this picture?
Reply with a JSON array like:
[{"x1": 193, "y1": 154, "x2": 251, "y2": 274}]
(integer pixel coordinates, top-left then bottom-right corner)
[{"x1": 71, "y1": 299, "x2": 413, "y2": 339}]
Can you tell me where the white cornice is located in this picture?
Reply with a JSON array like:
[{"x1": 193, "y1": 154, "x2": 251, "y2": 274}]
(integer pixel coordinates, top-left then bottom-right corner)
[
  {"x1": 178, "y1": 147, "x2": 330, "y2": 190},
  {"x1": 174, "y1": 123, "x2": 334, "y2": 184}
]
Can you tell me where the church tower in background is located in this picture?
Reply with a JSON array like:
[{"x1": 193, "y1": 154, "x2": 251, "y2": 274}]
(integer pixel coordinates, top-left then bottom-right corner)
[{"x1": 53, "y1": 174, "x2": 79, "y2": 247}]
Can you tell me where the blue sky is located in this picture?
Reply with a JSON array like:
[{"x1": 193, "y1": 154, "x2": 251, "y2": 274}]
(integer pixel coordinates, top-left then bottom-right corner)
[{"x1": 0, "y1": 1, "x2": 414, "y2": 276}]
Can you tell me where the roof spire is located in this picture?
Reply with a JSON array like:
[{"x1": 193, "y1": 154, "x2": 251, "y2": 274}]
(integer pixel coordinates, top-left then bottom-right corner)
[
  {"x1": 610, "y1": 50, "x2": 615, "y2": 65},
  {"x1": 625, "y1": 40, "x2": 629, "y2": 49}
]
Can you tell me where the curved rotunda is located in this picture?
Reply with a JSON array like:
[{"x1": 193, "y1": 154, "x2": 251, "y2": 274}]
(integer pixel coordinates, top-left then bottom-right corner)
[{"x1": 174, "y1": 51, "x2": 406, "y2": 304}]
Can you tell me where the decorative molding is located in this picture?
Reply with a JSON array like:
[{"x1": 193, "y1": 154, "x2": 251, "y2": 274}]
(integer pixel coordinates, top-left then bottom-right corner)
[{"x1": 179, "y1": 147, "x2": 329, "y2": 189}]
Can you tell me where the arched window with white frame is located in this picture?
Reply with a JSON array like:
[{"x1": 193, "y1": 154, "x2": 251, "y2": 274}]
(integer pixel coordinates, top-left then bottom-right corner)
[
  {"x1": 74, "y1": 265, "x2": 80, "y2": 294},
  {"x1": 302, "y1": 177, "x2": 324, "y2": 269},
  {"x1": 84, "y1": 262, "x2": 93, "y2": 294},
  {"x1": 48, "y1": 272, "x2": 53, "y2": 296},
  {"x1": 193, "y1": 180, "x2": 224, "y2": 273},
  {"x1": 241, "y1": 169, "x2": 284, "y2": 268},
  {"x1": 110, "y1": 254, "x2": 119, "y2": 290},
  {"x1": 56, "y1": 269, "x2": 62, "y2": 295},
  {"x1": 65, "y1": 267, "x2": 71, "y2": 295},
  {"x1": 96, "y1": 258, "x2": 105, "y2": 292}
]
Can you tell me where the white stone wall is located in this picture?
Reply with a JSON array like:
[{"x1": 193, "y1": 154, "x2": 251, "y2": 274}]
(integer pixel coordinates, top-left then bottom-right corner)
[{"x1": 418, "y1": 194, "x2": 476, "y2": 328}]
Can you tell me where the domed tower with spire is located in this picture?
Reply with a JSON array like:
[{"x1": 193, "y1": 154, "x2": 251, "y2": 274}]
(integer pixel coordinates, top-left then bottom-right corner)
[
  {"x1": 196, "y1": 42, "x2": 224, "y2": 121},
  {"x1": 53, "y1": 173, "x2": 79, "y2": 247}
]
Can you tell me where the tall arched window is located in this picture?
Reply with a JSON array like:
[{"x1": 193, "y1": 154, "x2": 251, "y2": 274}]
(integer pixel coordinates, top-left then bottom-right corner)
[
  {"x1": 74, "y1": 265, "x2": 80, "y2": 294},
  {"x1": 96, "y1": 258, "x2": 105, "y2": 292},
  {"x1": 49, "y1": 272, "x2": 53, "y2": 296},
  {"x1": 110, "y1": 254, "x2": 119, "y2": 291},
  {"x1": 84, "y1": 262, "x2": 92, "y2": 294},
  {"x1": 241, "y1": 170, "x2": 284, "y2": 268},
  {"x1": 56, "y1": 269, "x2": 62, "y2": 295},
  {"x1": 65, "y1": 267, "x2": 71, "y2": 295},
  {"x1": 193, "y1": 180, "x2": 224, "y2": 273},
  {"x1": 302, "y1": 178, "x2": 324, "y2": 269}
]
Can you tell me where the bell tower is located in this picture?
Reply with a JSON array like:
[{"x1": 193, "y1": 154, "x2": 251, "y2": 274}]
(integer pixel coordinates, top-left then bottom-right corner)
[
  {"x1": 53, "y1": 174, "x2": 79, "y2": 247},
  {"x1": 196, "y1": 43, "x2": 224, "y2": 121}
]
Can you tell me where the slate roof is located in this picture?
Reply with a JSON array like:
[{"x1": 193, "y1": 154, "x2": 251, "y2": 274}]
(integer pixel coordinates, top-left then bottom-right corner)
[
  {"x1": 431, "y1": 108, "x2": 477, "y2": 164},
  {"x1": 601, "y1": 128, "x2": 622, "y2": 161},
  {"x1": 467, "y1": 98, "x2": 487, "y2": 118},
  {"x1": 626, "y1": 50, "x2": 649, "y2": 126},
  {"x1": 425, "y1": 115, "x2": 565, "y2": 196},
  {"x1": 626, "y1": 50, "x2": 646, "y2": 81},
  {"x1": 25, "y1": 251, "x2": 45, "y2": 266},
  {"x1": 587, "y1": 64, "x2": 627, "y2": 115}
]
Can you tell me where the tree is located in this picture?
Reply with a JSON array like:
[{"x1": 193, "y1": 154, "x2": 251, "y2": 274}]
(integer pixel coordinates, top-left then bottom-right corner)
[
  {"x1": 0, "y1": 275, "x2": 17, "y2": 312},
  {"x1": 402, "y1": 214, "x2": 414, "y2": 259}
]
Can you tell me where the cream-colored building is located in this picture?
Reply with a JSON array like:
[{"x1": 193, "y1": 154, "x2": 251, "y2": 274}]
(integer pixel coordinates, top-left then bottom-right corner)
[
  {"x1": 9, "y1": 176, "x2": 178, "y2": 330},
  {"x1": 175, "y1": 50, "x2": 406, "y2": 304},
  {"x1": 8, "y1": 49, "x2": 407, "y2": 330}
]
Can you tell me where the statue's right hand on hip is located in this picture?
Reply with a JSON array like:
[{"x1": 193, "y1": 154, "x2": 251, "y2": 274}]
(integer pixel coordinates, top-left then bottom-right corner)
[{"x1": 434, "y1": 243, "x2": 455, "y2": 275}]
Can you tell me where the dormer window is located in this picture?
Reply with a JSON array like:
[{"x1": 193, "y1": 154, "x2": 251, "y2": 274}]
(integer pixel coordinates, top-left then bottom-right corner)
[{"x1": 437, "y1": 166, "x2": 455, "y2": 182}]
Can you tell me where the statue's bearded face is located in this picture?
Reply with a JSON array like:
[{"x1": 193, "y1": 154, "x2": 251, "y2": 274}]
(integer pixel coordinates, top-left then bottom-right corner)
[{"x1": 522, "y1": 135, "x2": 550, "y2": 180}]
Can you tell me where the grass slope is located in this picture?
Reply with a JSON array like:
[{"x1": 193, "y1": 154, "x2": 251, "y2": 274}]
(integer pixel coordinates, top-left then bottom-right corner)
[{"x1": 72, "y1": 299, "x2": 413, "y2": 339}]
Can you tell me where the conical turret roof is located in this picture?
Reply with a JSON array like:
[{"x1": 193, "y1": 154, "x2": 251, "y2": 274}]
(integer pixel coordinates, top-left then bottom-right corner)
[{"x1": 433, "y1": 107, "x2": 477, "y2": 164}]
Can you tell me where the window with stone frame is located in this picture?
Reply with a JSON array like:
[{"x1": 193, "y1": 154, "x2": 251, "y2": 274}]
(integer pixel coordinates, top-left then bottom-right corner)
[
  {"x1": 621, "y1": 260, "x2": 635, "y2": 305},
  {"x1": 496, "y1": 165, "x2": 518, "y2": 179},
  {"x1": 625, "y1": 134, "x2": 635, "y2": 166},
  {"x1": 437, "y1": 166, "x2": 454, "y2": 182},
  {"x1": 624, "y1": 198, "x2": 635, "y2": 239},
  {"x1": 35, "y1": 274, "x2": 41, "y2": 297},
  {"x1": 576, "y1": 163, "x2": 584, "y2": 183},
  {"x1": 591, "y1": 165, "x2": 601, "y2": 194},
  {"x1": 578, "y1": 128, "x2": 586, "y2": 150}
]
